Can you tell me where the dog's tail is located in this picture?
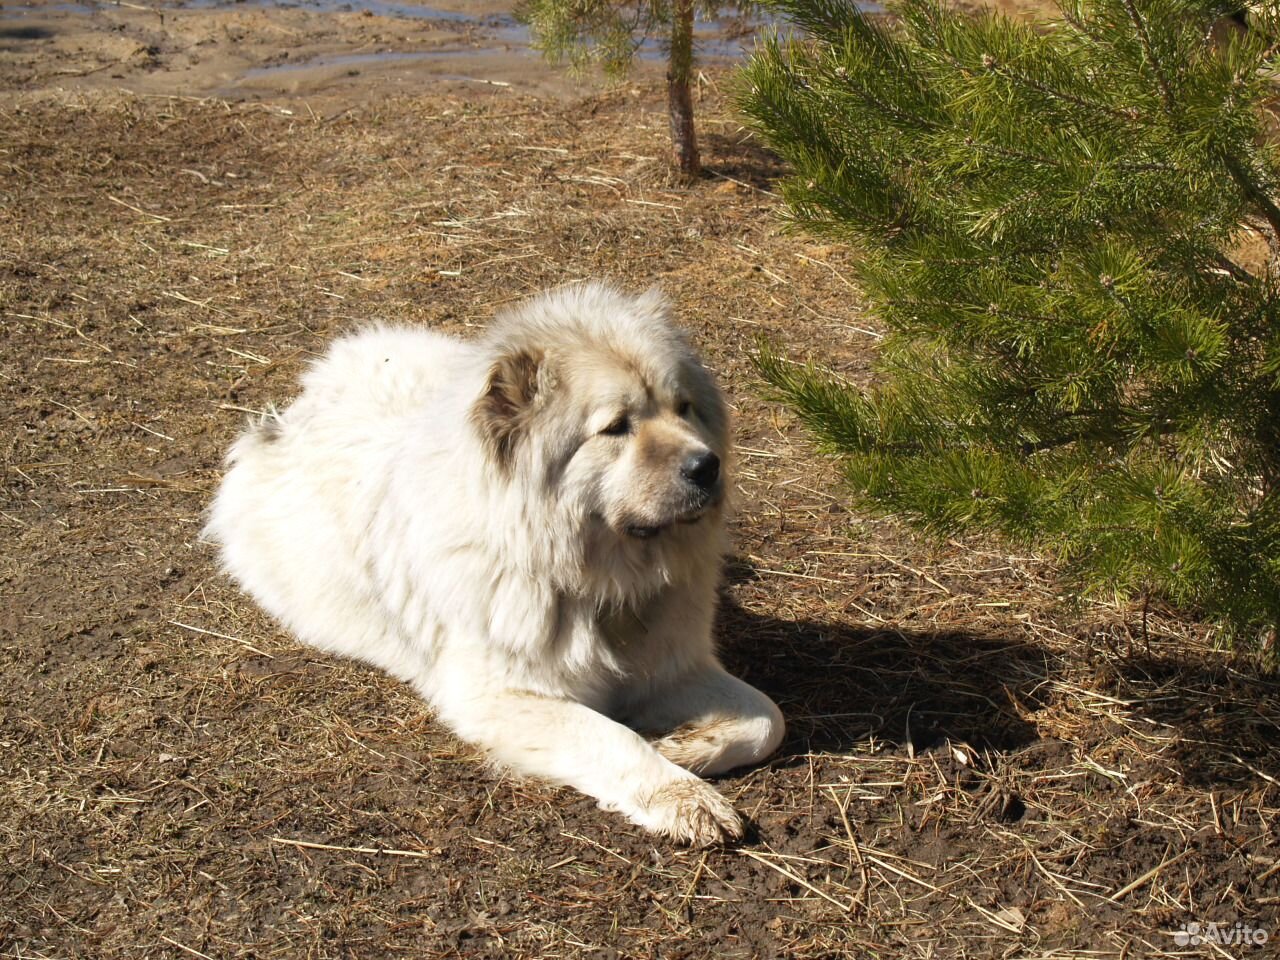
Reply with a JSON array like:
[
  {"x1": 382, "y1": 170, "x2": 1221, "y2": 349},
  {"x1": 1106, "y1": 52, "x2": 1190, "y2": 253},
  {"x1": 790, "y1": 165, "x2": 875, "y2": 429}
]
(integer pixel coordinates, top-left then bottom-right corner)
[{"x1": 225, "y1": 403, "x2": 285, "y2": 464}]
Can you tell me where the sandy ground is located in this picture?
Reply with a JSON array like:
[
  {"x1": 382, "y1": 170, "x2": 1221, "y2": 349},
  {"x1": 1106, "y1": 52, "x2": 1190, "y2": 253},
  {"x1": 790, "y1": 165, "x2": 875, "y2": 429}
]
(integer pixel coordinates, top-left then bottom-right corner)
[
  {"x1": 2, "y1": 2, "x2": 1278, "y2": 958},
  {"x1": 0, "y1": 0, "x2": 772, "y2": 102},
  {"x1": 1, "y1": 0, "x2": 577, "y2": 100}
]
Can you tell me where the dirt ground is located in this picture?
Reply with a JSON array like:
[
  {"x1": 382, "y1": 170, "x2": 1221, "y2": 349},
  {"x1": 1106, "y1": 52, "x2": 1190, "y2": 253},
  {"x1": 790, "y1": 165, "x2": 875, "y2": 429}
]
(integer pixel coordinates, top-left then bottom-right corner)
[
  {"x1": 3, "y1": 2, "x2": 1279, "y2": 958},
  {"x1": 0, "y1": 0, "x2": 761, "y2": 102}
]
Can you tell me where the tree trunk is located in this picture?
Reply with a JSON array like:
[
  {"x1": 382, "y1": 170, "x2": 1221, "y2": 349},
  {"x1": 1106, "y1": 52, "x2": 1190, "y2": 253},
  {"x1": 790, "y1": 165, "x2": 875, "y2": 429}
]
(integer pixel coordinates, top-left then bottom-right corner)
[{"x1": 667, "y1": 0, "x2": 700, "y2": 177}]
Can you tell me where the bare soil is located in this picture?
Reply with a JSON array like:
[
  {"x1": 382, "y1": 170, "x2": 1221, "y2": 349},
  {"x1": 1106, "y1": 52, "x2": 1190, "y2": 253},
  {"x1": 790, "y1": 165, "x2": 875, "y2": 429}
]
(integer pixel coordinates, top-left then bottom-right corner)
[
  {"x1": 0, "y1": 0, "x2": 763, "y2": 102},
  {"x1": 2, "y1": 4, "x2": 1279, "y2": 958}
]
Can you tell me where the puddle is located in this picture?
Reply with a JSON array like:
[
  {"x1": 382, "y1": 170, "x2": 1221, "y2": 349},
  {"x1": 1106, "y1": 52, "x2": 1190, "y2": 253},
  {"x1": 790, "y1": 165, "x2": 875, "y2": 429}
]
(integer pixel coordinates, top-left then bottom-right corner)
[
  {"x1": 0, "y1": 0, "x2": 884, "y2": 100},
  {"x1": 243, "y1": 26, "x2": 769, "y2": 79},
  {"x1": 181, "y1": 0, "x2": 481, "y2": 20},
  {"x1": 1, "y1": 0, "x2": 879, "y2": 38},
  {"x1": 1, "y1": 2, "x2": 98, "y2": 17},
  {"x1": 244, "y1": 49, "x2": 499, "y2": 76},
  {"x1": 0, "y1": 0, "x2": 514, "y2": 21},
  {"x1": 233, "y1": 4, "x2": 798, "y2": 78},
  {"x1": 1, "y1": 0, "x2": 880, "y2": 73}
]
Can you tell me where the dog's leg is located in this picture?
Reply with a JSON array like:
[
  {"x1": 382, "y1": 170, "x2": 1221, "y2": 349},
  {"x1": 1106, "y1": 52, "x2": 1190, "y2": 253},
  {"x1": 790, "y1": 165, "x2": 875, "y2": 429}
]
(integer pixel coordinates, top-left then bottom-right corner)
[
  {"x1": 433, "y1": 688, "x2": 744, "y2": 846},
  {"x1": 630, "y1": 665, "x2": 785, "y2": 776}
]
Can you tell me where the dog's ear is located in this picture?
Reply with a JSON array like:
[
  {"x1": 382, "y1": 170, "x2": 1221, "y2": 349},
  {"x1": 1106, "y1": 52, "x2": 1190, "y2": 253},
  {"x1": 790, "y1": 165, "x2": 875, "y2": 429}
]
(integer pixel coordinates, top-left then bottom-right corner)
[{"x1": 473, "y1": 346, "x2": 545, "y2": 467}]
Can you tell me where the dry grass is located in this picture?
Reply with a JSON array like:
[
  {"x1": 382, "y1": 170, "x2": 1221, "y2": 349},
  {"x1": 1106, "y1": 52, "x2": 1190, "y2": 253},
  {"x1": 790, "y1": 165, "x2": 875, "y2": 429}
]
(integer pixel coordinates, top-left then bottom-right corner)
[{"x1": 2, "y1": 81, "x2": 1278, "y2": 959}]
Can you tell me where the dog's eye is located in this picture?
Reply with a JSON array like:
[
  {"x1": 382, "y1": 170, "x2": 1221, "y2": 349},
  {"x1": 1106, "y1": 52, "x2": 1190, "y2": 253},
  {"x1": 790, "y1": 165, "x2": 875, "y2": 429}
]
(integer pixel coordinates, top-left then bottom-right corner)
[
  {"x1": 600, "y1": 414, "x2": 630, "y2": 436},
  {"x1": 676, "y1": 400, "x2": 693, "y2": 417}
]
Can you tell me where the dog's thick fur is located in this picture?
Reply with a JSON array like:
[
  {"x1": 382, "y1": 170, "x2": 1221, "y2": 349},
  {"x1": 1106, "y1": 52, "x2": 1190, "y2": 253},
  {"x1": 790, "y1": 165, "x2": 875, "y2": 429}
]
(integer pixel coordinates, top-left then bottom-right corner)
[{"x1": 205, "y1": 283, "x2": 784, "y2": 845}]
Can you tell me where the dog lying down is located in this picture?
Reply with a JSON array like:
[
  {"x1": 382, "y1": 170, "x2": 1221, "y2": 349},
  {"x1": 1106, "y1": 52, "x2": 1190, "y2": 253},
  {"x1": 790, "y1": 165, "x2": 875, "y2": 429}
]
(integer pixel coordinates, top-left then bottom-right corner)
[{"x1": 205, "y1": 282, "x2": 784, "y2": 845}]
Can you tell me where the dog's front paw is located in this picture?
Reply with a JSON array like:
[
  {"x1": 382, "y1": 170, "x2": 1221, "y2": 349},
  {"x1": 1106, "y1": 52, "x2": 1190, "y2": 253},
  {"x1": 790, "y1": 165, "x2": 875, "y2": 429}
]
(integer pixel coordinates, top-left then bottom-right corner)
[{"x1": 632, "y1": 778, "x2": 743, "y2": 847}]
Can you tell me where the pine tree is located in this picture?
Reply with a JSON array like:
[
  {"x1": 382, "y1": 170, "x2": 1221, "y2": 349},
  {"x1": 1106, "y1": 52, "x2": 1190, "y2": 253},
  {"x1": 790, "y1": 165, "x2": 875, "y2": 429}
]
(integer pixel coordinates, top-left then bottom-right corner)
[
  {"x1": 518, "y1": 0, "x2": 749, "y2": 174},
  {"x1": 737, "y1": 0, "x2": 1280, "y2": 649}
]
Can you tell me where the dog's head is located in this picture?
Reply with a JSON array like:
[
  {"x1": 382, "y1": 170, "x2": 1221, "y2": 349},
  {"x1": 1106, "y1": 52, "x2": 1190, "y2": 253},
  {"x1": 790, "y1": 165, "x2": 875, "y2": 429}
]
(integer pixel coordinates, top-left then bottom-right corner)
[{"x1": 473, "y1": 283, "x2": 729, "y2": 545}]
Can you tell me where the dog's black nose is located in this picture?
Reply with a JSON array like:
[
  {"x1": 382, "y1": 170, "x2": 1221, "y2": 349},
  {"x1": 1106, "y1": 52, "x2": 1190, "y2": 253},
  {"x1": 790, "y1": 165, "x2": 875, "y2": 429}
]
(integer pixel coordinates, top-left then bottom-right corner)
[{"x1": 681, "y1": 450, "x2": 720, "y2": 490}]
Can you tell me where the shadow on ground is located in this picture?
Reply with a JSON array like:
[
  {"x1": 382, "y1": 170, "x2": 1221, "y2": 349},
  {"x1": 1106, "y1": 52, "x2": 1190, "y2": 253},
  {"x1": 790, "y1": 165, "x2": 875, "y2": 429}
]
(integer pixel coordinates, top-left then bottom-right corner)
[
  {"x1": 1104, "y1": 650, "x2": 1280, "y2": 786},
  {"x1": 0, "y1": 25, "x2": 55, "y2": 43},
  {"x1": 716, "y1": 591, "x2": 1053, "y2": 760},
  {"x1": 702, "y1": 130, "x2": 789, "y2": 190},
  {"x1": 718, "y1": 561, "x2": 1280, "y2": 792}
]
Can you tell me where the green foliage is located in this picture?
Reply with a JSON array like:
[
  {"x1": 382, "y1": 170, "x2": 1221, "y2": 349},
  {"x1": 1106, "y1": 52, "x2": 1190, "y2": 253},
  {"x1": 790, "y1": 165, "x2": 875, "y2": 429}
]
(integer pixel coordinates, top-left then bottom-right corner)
[
  {"x1": 517, "y1": 0, "x2": 659, "y2": 77},
  {"x1": 517, "y1": 0, "x2": 746, "y2": 78},
  {"x1": 739, "y1": 0, "x2": 1280, "y2": 646}
]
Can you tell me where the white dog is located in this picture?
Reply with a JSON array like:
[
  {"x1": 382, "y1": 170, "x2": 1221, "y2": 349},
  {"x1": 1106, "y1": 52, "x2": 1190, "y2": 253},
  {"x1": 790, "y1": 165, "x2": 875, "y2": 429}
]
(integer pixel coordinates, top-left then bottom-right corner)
[{"x1": 205, "y1": 283, "x2": 784, "y2": 845}]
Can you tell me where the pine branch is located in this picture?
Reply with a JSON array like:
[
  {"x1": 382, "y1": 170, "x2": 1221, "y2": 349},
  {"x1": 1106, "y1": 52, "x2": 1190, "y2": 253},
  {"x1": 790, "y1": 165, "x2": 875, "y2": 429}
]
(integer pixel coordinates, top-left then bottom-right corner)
[
  {"x1": 975, "y1": 54, "x2": 1144, "y2": 125},
  {"x1": 1118, "y1": 0, "x2": 1175, "y2": 110},
  {"x1": 843, "y1": 82, "x2": 942, "y2": 133},
  {"x1": 1222, "y1": 153, "x2": 1280, "y2": 241},
  {"x1": 739, "y1": 0, "x2": 1280, "y2": 646},
  {"x1": 959, "y1": 136, "x2": 1066, "y2": 170}
]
